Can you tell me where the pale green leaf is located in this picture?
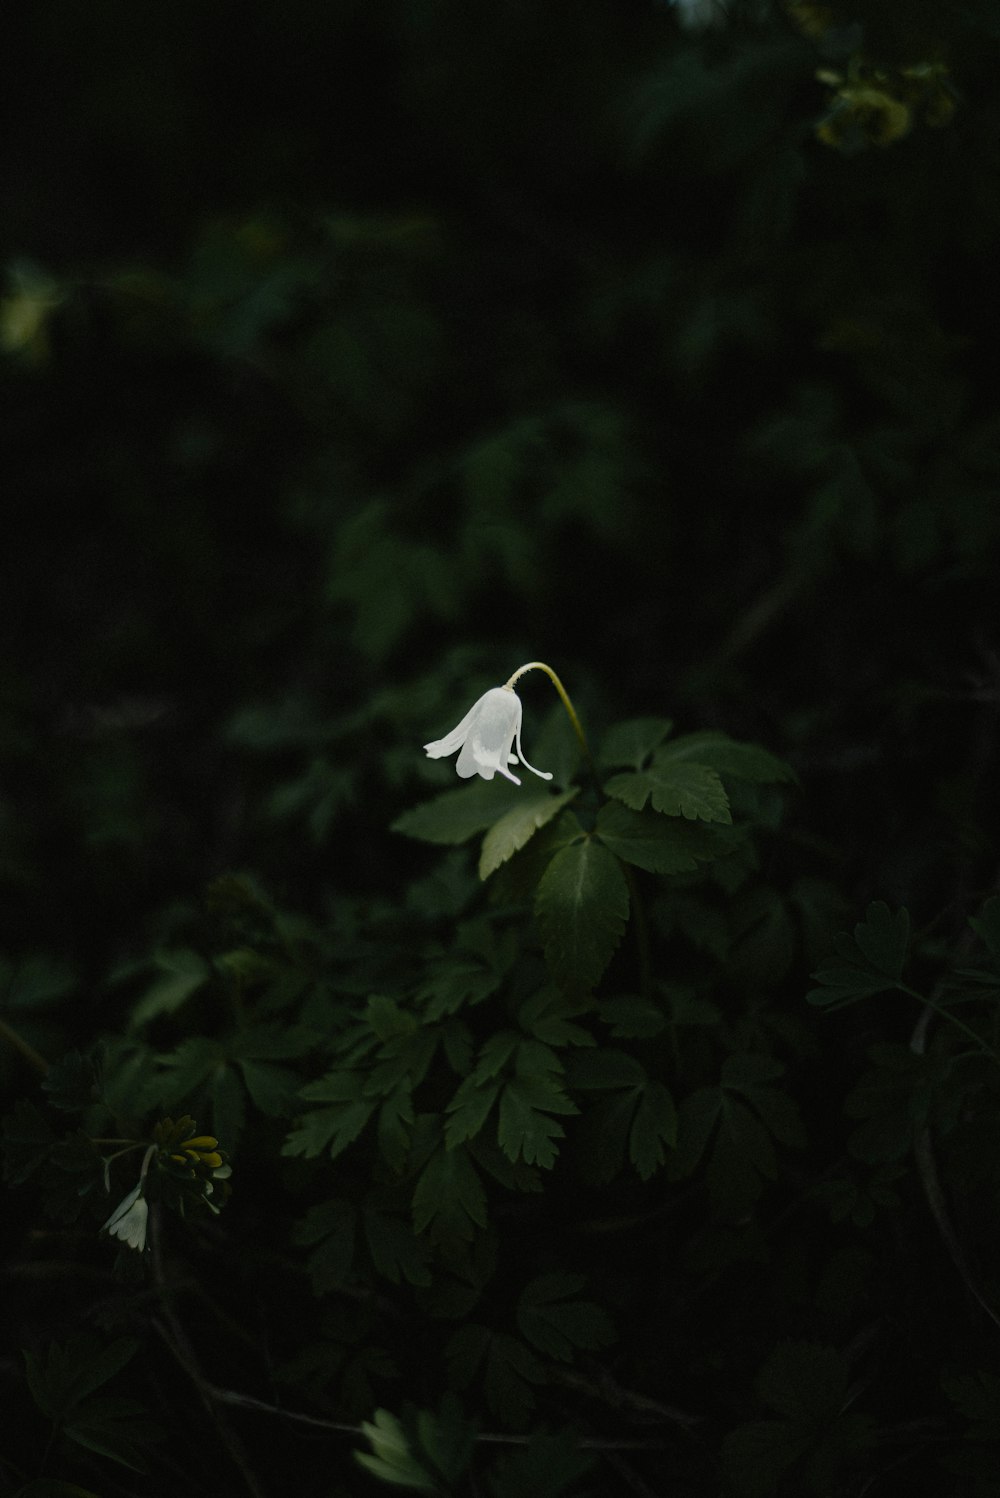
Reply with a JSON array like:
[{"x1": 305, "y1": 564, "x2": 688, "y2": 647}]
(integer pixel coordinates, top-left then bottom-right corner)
[
  {"x1": 392, "y1": 780, "x2": 523, "y2": 846},
  {"x1": 479, "y1": 789, "x2": 579, "y2": 879}
]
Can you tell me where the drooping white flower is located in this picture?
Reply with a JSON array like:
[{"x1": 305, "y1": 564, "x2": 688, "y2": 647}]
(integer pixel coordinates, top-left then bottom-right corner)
[
  {"x1": 102, "y1": 1183, "x2": 149, "y2": 1252},
  {"x1": 668, "y1": 0, "x2": 729, "y2": 30},
  {"x1": 424, "y1": 686, "x2": 552, "y2": 785}
]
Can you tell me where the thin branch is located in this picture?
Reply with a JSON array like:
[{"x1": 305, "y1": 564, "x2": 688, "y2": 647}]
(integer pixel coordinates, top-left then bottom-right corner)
[
  {"x1": 149, "y1": 1211, "x2": 269, "y2": 1498},
  {"x1": 0, "y1": 1015, "x2": 50, "y2": 1075}
]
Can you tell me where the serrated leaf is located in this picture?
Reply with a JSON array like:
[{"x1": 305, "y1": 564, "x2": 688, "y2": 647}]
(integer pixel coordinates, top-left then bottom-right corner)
[
  {"x1": 598, "y1": 993, "x2": 666, "y2": 1038},
  {"x1": 565, "y1": 1049, "x2": 646, "y2": 1090},
  {"x1": 355, "y1": 1409, "x2": 436, "y2": 1491},
  {"x1": 392, "y1": 780, "x2": 524, "y2": 845},
  {"x1": 378, "y1": 1082, "x2": 415, "y2": 1172},
  {"x1": 445, "y1": 1077, "x2": 501, "y2": 1148},
  {"x1": 484, "y1": 1333, "x2": 543, "y2": 1426},
  {"x1": 479, "y1": 789, "x2": 579, "y2": 879},
  {"x1": 807, "y1": 901, "x2": 910, "y2": 1008},
  {"x1": 129, "y1": 949, "x2": 211, "y2": 1028},
  {"x1": 413, "y1": 1144, "x2": 487, "y2": 1245},
  {"x1": 498, "y1": 1076, "x2": 578, "y2": 1169},
  {"x1": 605, "y1": 759, "x2": 731, "y2": 823},
  {"x1": 293, "y1": 1199, "x2": 357, "y2": 1292},
  {"x1": 629, "y1": 1080, "x2": 677, "y2": 1179},
  {"x1": 516, "y1": 1273, "x2": 615, "y2": 1361},
  {"x1": 595, "y1": 800, "x2": 722, "y2": 874},
  {"x1": 516, "y1": 988, "x2": 595, "y2": 1048},
  {"x1": 535, "y1": 838, "x2": 629, "y2": 992},
  {"x1": 282, "y1": 1072, "x2": 376, "y2": 1159},
  {"x1": 416, "y1": 957, "x2": 501, "y2": 1020},
  {"x1": 364, "y1": 1200, "x2": 432, "y2": 1287},
  {"x1": 596, "y1": 717, "x2": 674, "y2": 770},
  {"x1": 851, "y1": 901, "x2": 910, "y2": 979}
]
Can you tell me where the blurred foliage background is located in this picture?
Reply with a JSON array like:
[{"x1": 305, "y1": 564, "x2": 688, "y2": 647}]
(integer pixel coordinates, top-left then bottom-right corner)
[{"x1": 2, "y1": 1, "x2": 1000, "y2": 1495}]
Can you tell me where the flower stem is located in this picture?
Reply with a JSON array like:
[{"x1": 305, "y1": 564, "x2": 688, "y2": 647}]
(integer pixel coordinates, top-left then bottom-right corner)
[
  {"x1": 0, "y1": 1015, "x2": 50, "y2": 1076},
  {"x1": 505, "y1": 661, "x2": 598, "y2": 779}
]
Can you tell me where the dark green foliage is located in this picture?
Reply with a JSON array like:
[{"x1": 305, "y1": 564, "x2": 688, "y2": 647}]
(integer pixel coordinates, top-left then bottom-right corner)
[{"x1": 2, "y1": 0, "x2": 1000, "y2": 1494}]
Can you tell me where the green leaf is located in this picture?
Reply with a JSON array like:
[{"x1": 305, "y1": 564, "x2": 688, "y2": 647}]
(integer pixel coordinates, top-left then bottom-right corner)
[
  {"x1": 412, "y1": 1143, "x2": 487, "y2": 1246},
  {"x1": 630, "y1": 1081, "x2": 678, "y2": 1179},
  {"x1": 238, "y1": 1059, "x2": 300, "y2": 1116},
  {"x1": 292, "y1": 1199, "x2": 357, "y2": 1293},
  {"x1": 487, "y1": 1431, "x2": 594, "y2": 1498},
  {"x1": 516, "y1": 988, "x2": 595, "y2": 1048},
  {"x1": 413, "y1": 1396, "x2": 478, "y2": 1486},
  {"x1": 605, "y1": 756, "x2": 731, "y2": 823},
  {"x1": 498, "y1": 1075, "x2": 578, "y2": 1169},
  {"x1": 479, "y1": 789, "x2": 579, "y2": 879},
  {"x1": 595, "y1": 800, "x2": 723, "y2": 874},
  {"x1": 807, "y1": 901, "x2": 910, "y2": 1008},
  {"x1": 596, "y1": 717, "x2": 674, "y2": 770},
  {"x1": 669, "y1": 1060, "x2": 802, "y2": 1212},
  {"x1": 378, "y1": 1081, "x2": 415, "y2": 1172},
  {"x1": 445, "y1": 1076, "x2": 502, "y2": 1148},
  {"x1": 655, "y1": 731, "x2": 796, "y2": 785},
  {"x1": 364, "y1": 1198, "x2": 432, "y2": 1287},
  {"x1": 445, "y1": 1323, "x2": 543, "y2": 1425},
  {"x1": 535, "y1": 838, "x2": 629, "y2": 992},
  {"x1": 282, "y1": 1071, "x2": 376, "y2": 1160},
  {"x1": 129, "y1": 948, "x2": 212, "y2": 1028},
  {"x1": 64, "y1": 1396, "x2": 161, "y2": 1472},
  {"x1": 516, "y1": 1273, "x2": 615, "y2": 1361},
  {"x1": 416, "y1": 957, "x2": 501, "y2": 1020},
  {"x1": 598, "y1": 993, "x2": 667, "y2": 1038},
  {"x1": 392, "y1": 780, "x2": 524, "y2": 845},
  {"x1": 852, "y1": 901, "x2": 910, "y2": 978},
  {"x1": 355, "y1": 1408, "x2": 436, "y2": 1491}
]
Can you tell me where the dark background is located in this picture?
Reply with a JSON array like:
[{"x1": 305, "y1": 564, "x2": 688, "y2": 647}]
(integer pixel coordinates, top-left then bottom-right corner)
[{"x1": 2, "y1": 2, "x2": 999, "y2": 1494}]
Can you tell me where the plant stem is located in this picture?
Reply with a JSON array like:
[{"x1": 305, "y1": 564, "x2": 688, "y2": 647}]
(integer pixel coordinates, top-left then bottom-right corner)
[
  {"x1": 899, "y1": 982, "x2": 1000, "y2": 1063},
  {"x1": 0, "y1": 1015, "x2": 50, "y2": 1076},
  {"x1": 505, "y1": 660, "x2": 599, "y2": 780}
]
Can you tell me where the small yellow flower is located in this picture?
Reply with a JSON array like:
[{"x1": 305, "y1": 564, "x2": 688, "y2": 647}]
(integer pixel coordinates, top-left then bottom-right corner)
[{"x1": 817, "y1": 82, "x2": 912, "y2": 149}]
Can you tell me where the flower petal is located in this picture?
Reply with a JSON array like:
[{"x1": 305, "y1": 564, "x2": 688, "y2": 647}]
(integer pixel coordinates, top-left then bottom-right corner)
[{"x1": 423, "y1": 693, "x2": 489, "y2": 759}]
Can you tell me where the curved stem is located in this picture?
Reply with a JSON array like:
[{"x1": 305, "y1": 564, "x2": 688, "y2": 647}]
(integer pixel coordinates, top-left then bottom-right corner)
[
  {"x1": 899, "y1": 982, "x2": 1000, "y2": 1064},
  {"x1": 505, "y1": 661, "x2": 599, "y2": 780},
  {"x1": 0, "y1": 1015, "x2": 50, "y2": 1076}
]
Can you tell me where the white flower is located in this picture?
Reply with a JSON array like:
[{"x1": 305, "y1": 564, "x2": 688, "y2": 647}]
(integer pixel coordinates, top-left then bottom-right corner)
[
  {"x1": 669, "y1": 0, "x2": 729, "y2": 30},
  {"x1": 102, "y1": 1183, "x2": 149, "y2": 1252},
  {"x1": 424, "y1": 686, "x2": 552, "y2": 785}
]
